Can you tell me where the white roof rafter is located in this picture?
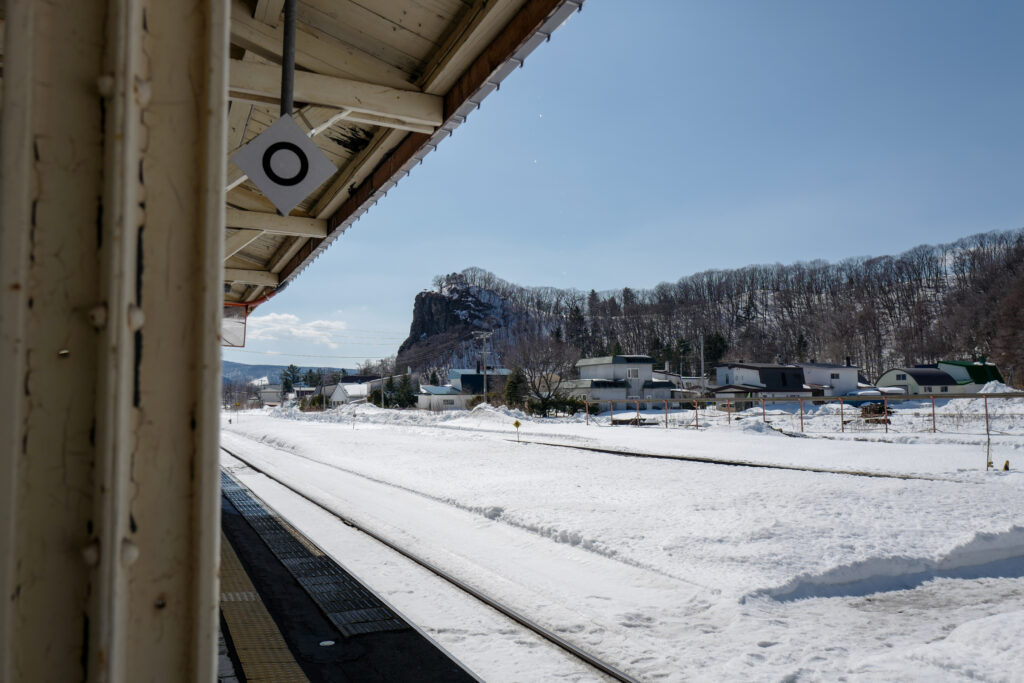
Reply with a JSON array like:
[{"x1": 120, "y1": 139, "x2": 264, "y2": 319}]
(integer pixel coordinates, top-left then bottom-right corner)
[{"x1": 228, "y1": 60, "x2": 442, "y2": 128}]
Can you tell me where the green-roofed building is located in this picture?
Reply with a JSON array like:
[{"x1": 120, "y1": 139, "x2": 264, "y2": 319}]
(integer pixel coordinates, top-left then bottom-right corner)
[{"x1": 937, "y1": 360, "x2": 1004, "y2": 387}]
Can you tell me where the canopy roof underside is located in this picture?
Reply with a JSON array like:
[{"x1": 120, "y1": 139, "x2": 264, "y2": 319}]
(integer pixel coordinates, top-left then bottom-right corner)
[{"x1": 220, "y1": 0, "x2": 581, "y2": 309}]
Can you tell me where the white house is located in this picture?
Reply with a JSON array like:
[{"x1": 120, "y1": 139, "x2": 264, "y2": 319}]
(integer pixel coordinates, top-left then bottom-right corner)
[
  {"x1": 330, "y1": 381, "x2": 376, "y2": 406},
  {"x1": 713, "y1": 363, "x2": 812, "y2": 399},
  {"x1": 796, "y1": 362, "x2": 860, "y2": 396},
  {"x1": 564, "y1": 355, "x2": 675, "y2": 409}
]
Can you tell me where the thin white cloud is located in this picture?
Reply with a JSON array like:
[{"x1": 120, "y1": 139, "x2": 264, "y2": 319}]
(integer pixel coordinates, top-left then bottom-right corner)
[{"x1": 245, "y1": 312, "x2": 348, "y2": 348}]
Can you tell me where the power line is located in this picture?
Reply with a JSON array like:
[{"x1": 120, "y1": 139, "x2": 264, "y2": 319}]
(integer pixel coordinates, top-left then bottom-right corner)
[{"x1": 227, "y1": 349, "x2": 386, "y2": 360}]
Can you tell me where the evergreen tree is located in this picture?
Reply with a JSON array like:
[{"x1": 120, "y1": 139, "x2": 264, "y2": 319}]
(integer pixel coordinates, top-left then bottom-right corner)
[
  {"x1": 621, "y1": 286, "x2": 637, "y2": 309},
  {"x1": 503, "y1": 366, "x2": 528, "y2": 409},
  {"x1": 703, "y1": 332, "x2": 728, "y2": 371},
  {"x1": 566, "y1": 304, "x2": 588, "y2": 352},
  {"x1": 383, "y1": 375, "x2": 396, "y2": 408},
  {"x1": 429, "y1": 369, "x2": 440, "y2": 386},
  {"x1": 396, "y1": 374, "x2": 416, "y2": 408},
  {"x1": 281, "y1": 364, "x2": 301, "y2": 393}
]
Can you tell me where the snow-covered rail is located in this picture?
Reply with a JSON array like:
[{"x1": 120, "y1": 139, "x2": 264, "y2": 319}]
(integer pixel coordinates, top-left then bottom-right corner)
[
  {"x1": 220, "y1": 443, "x2": 640, "y2": 683},
  {"x1": 506, "y1": 440, "x2": 966, "y2": 482}
]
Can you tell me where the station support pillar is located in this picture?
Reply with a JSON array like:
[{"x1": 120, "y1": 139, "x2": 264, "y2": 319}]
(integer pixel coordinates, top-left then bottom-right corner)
[{"x1": 1, "y1": 1, "x2": 228, "y2": 680}]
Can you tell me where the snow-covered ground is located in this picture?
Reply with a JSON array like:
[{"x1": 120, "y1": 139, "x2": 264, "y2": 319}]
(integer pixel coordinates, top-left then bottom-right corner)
[{"x1": 221, "y1": 402, "x2": 1024, "y2": 681}]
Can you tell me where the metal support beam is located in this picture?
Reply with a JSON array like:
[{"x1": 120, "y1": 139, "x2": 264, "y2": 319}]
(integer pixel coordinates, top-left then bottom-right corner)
[{"x1": 0, "y1": 0, "x2": 228, "y2": 679}]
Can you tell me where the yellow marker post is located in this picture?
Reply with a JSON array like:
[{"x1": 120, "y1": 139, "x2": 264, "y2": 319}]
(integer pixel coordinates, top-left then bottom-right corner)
[{"x1": 513, "y1": 419, "x2": 521, "y2": 442}]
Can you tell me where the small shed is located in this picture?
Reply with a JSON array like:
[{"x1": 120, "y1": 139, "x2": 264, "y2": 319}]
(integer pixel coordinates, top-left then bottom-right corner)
[{"x1": 417, "y1": 385, "x2": 475, "y2": 411}]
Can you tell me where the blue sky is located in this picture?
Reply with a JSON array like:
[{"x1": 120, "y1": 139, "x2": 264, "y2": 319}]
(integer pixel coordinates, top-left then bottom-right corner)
[{"x1": 225, "y1": 0, "x2": 1024, "y2": 369}]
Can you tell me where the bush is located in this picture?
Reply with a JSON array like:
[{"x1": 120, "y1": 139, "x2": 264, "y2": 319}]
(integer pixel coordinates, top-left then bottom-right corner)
[
  {"x1": 525, "y1": 393, "x2": 585, "y2": 416},
  {"x1": 299, "y1": 394, "x2": 327, "y2": 411}
]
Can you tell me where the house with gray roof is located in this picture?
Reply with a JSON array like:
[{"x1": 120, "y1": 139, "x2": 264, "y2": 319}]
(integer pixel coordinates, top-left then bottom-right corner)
[
  {"x1": 564, "y1": 355, "x2": 675, "y2": 409},
  {"x1": 713, "y1": 362, "x2": 812, "y2": 400},
  {"x1": 796, "y1": 362, "x2": 860, "y2": 396}
]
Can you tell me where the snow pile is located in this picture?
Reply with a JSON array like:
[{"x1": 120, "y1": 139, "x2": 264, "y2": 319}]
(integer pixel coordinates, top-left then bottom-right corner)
[
  {"x1": 753, "y1": 526, "x2": 1024, "y2": 602},
  {"x1": 979, "y1": 380, "x2": 1016, "y2": 394},
  {"x1": 466, "y1": 403, "x2": 530, "y2": 423},
  {"x1": 854, "y1": 611, "x2": 1024, "y2": 679},
  {"x1": 734, "y1": 418, "x2": 784, "y2": 436}
]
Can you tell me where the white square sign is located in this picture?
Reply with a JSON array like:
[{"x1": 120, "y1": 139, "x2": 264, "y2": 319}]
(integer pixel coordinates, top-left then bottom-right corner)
[{"x1": 231, "y1": 114, "x2": 336, "y2": 216}]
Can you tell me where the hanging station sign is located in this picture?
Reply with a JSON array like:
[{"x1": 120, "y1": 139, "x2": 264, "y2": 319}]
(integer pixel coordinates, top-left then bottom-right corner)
[{"x1": 230, "y1": 114, "x2": 336, "y2": 216}]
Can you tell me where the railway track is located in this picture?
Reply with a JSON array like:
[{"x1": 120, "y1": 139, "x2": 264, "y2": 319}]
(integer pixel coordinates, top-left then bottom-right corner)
[
  {"x1": 220, "y1": 443, "x2": 639, "y2": 683},
  {"x1": 508, "y1": 439, "x2": 967, "y2": 482}
]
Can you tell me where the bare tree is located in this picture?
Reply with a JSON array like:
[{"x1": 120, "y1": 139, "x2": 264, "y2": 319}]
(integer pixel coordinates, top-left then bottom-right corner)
[{"x1": 505, "y1": 325, "x2": 580, "y2": 414}]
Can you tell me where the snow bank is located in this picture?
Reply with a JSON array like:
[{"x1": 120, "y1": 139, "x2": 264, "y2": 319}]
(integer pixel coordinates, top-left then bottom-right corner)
[
  {"x1": 753, "y1": 526, "x2": 1024, "y2": 602},
  {"x1": 733, "y1": 419, "x2": 785, "y2": 436},
  {"x1": 979, "y1": 380, "x2": 1016, "y2": 394},
  {"x1": 255, "y1": 402, "x2": 591, "y2": 430}
]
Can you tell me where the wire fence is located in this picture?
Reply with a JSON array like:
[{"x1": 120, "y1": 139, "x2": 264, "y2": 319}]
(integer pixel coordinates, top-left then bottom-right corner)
[{"x1": 582, "y1": 393, "x2": 1024, "y2": 440}]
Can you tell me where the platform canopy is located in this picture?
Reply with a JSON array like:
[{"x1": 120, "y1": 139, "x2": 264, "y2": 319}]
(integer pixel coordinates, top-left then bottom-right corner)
[{"x1": 223, "y1": 0, "x2": 581, "y2": 308}]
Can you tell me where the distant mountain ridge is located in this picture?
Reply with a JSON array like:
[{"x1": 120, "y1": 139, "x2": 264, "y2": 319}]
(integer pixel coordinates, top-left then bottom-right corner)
[
  {"x1": 222, "y1": 360, "x2": 351, "y2": 385},
  {"x1": 396, "y1": 229, "x2": 1024, "y2": 382}
]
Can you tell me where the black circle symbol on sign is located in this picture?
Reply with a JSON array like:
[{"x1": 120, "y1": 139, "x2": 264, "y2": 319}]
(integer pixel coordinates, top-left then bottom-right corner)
[{"x1": 262, "y1": 141, "x2": 308, "y2": 187}]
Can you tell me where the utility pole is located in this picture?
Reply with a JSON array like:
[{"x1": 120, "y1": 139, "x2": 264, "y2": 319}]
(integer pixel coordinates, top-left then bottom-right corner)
[
  {"x1": 474, "y1": 331, "x2": 493, "y2": 397},
  {"x1": 699, "y1": 333, "x2": 705, "y2": 393}
]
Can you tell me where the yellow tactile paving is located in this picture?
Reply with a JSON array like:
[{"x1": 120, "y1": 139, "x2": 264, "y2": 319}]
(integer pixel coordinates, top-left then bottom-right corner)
[{"x1": 220, "y1": 532, "x2": 309, "y2": 682}]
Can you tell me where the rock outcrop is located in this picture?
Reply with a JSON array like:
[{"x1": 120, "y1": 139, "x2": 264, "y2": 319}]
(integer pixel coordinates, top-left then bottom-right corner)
[{"x1": 396, "y1": 274, "x2": 525, "y2": 371}]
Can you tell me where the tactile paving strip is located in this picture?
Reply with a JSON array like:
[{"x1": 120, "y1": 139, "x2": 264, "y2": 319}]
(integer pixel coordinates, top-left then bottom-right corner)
[
  {"x1": 222, "y1": 472, "x2": 409, "y2": 637},
  {"x1": 220, "y1": 531, "x2": 309, "y2": 682}
]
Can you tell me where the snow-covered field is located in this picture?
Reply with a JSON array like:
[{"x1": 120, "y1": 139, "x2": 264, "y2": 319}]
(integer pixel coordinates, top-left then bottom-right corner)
[{"x1": 221, "y1": 402, "x2": 1024, "y2": 682}]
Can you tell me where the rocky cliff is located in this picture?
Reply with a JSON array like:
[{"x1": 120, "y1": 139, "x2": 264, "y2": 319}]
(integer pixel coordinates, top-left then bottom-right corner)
[{"x1": 396, "y1": 274, "x2": 528, "y2": 372}]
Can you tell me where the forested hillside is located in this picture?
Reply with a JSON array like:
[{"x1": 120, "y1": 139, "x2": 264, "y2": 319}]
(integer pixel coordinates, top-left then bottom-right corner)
[{"x1": 397, "y1": 229, "x2": 1024, "y2": 383}]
